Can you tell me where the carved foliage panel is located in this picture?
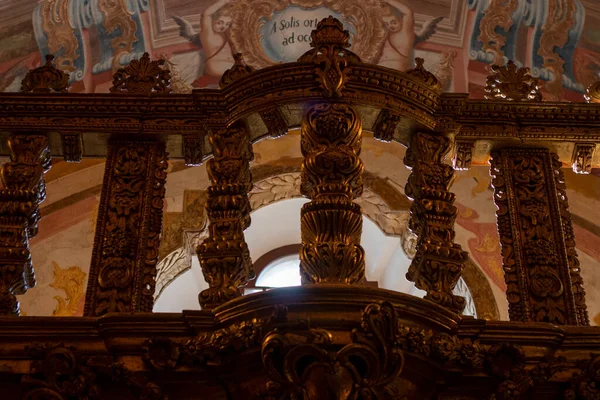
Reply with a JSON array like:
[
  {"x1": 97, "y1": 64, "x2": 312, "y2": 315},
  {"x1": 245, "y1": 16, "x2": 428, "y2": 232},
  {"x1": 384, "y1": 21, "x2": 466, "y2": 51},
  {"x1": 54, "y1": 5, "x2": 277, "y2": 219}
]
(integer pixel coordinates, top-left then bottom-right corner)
[
  {"x1": 85, "y1": 140, "x2": 168, "y2": 316},
  {"x1": 490, "y1": 148, "x2": 588, "y2": 325}
]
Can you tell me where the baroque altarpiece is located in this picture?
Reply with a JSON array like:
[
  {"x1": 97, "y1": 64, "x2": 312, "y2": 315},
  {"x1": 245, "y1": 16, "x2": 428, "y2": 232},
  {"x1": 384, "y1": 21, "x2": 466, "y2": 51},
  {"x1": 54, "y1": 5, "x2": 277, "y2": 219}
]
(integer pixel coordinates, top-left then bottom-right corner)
[{"x1": 1, "y1": 17, "x2": 600, "y2": 399}]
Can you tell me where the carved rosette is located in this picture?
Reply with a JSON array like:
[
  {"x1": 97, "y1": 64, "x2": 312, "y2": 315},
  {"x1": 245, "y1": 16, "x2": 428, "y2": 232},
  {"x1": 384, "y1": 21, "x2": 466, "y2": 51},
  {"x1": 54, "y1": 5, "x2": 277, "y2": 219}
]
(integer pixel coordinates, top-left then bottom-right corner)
[
  {"x1": 299, "y1": 102, "x2": 365, "y2": 284},
  {"x1": 484, "y1": 60, "x2": 542, "y2": 101},
  {"x1": 85, "y1": 141, "x2": 168, "y2": 316},
  {"x1": 404, "y1": 131, "x2": 467, "y2": 313},
  {"x1": 490, "y1": 148, "x2": 588, "y2": 325},
  {"x1": 110, "y1": 53, "x2": 171, "y2": 94},
  {"x1": 0, "y1": 135, "x2": 50, "y2": 315},
  {"x1": 298, "y1": 16, "x2": 361, "y2": 97},
  {"x1": 196, "y1": 121, "x2": 255, "y2": 309}
]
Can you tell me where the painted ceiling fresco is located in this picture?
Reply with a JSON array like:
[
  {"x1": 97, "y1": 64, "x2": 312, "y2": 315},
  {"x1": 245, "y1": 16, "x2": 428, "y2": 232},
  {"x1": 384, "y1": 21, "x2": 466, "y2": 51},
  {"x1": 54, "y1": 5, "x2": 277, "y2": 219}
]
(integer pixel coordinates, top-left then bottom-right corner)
[{"x1": 1, "y1": 0, "x2": 599, "y2": 101}]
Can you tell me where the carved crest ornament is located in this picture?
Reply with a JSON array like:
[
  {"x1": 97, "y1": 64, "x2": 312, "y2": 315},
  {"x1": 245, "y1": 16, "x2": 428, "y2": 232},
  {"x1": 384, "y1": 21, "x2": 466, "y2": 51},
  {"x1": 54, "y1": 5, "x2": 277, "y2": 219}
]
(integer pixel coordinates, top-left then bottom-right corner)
[{"x1": 1, "y1": 15, "x2": 600, "y2": 399}]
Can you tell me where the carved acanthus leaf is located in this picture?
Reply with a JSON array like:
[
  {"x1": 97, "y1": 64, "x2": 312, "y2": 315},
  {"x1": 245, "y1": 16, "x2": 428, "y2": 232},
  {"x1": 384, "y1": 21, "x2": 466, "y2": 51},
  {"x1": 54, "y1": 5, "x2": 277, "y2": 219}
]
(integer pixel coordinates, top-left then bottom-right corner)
[
  {"x1": 484, "y1": 60, "x2": 542, "y2": 101},
  {"x1": 20, "y1": 55, "x2": 70, "y2": 93},
  {"x1": 110, "y1": 53, "x2": 171, "y2": 94}
]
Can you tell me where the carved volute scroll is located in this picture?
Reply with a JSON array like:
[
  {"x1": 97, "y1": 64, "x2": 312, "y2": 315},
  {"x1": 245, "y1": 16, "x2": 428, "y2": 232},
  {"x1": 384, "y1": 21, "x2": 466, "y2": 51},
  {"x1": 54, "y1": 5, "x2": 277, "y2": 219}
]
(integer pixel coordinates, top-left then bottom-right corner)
[
  {"x1": 299, "y1": 102, "x2": 366, "y2": 284},
  {"x1": 0, "y1": 134, "x2": 50, "y2": 315},
  {"x1": 84, "y1": 140, "x2": 168, "y2": 316},
  {"x1": 404, "y1": 131, "x2": 467, "y2": 313},
  {"x1": 20, "y1": 54, "x2": 70, "y2": 93},
  {"x1": 298, "y1": 16, "x2": 361, "y2": 97},
  {"x1": 110, "y1": 53, "x2": 172, "y2": 94},
  {"x1": 196, "y1": 121, "x2": 255, "y2": 309},
  {"x1": 484, "y1": 60, "x2": 542, "y2": 101},
  {"x1": 490, "y1": 148, "x2": 588, "y2": 325}
]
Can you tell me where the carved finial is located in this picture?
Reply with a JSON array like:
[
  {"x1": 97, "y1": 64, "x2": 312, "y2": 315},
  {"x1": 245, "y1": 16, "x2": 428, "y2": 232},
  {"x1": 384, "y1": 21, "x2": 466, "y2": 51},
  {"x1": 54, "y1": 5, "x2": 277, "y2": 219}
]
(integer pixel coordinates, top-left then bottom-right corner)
[
  {"x1": 110, "y1": 53, "x2": 171, "y2": 94},
  {"x1": 298, "y1": 16, "x2": 361, "y2": 97},
  {"x1": 406, "y1": 58, "x2": 441, "y2": 91},
  {"x1": 219, "y1": 53, "x2": 256, "y2": 88},
  {"x1": 484, "y1": 60, "x2": 542, "y2": 101},
  {"x1": 20, "y1": 54, "x2": 70, "y2": 93},
  {"x1": 584, "y1": 80, "x2": 600, "y2": 103}
]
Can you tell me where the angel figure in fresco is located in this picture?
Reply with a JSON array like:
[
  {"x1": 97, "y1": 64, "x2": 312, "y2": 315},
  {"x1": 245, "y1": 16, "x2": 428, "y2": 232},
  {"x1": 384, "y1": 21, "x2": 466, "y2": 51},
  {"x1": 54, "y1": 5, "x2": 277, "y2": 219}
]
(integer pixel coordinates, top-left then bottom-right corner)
[
  {"x1": 378, "y1": 0, "x2": 443, "y2": 71},
  {"x1": 172, "y1": 0, "x2": 234, "y2": 87}
]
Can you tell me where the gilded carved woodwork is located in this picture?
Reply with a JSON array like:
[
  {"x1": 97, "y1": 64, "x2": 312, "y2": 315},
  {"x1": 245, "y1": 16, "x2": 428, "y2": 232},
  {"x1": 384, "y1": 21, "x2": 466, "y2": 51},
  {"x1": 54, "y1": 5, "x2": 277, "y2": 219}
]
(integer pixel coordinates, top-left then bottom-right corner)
[
  {"x1": 373, "y1": 109, "x2": 401, "y2": 143},
  {"x1": 584, "y1": 80, "x2": 600, "y2": 103},
  {"x1": 298, "y1": 16, "x2": 361, "y2": 98},
  {"x1": 300, "y1": 102, "x2": 366, "y2": 284},
  {"x1": 110, "y1": 53, "x2": 171, "y2": 94},
  {"x1": 20, "y1": 55, "x2": 70, "y2": 93},
  {"x1": 404, "y1": 131, "x2": 467, "y2": 313},
  {"x1": 219, "y1": 53, "x2": 256, "y2": 88},
  {"x1": 60, "y1": 133, "x2": 83, "y2": 163},
  {"x1": 572, "y1": 143, "x2": 596, "y2": 174},
  {"x1": 477, "y1": 0, "x2": 519, "y2": 65},
  {"x1": 196, "y1": 121, "x2": 255, "y2": 309},
  {"x1": 484, "y1": 60, "x2": 542, "y2": 101},
  {"x1": 259, "y1": 107, "x2": 289, "y2": 139},
  {"x1": 453, "y1": 140, "x2": 475, "y2": 171},
  {"x1": 182, "y1": 134, "x2": 204, "y2": 166},
  {"x1": 84, "y1": 140, "x2": 168, "y2": 316},
  {"x1": 490, "y1": 148, "x2": 588, "y2": 325},
  {"x1": 0, "y1": 134, "x2": 50, "y2": 316}
]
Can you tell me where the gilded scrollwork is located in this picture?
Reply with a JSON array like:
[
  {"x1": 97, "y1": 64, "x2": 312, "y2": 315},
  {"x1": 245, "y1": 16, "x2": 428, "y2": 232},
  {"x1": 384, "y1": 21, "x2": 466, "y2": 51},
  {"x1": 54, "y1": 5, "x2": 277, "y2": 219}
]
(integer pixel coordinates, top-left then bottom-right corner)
[
  {"x1": 477, "y1": 0, "x2": 519, "y2": 65},
  {"x1": 300, "y1": 102, "x2": 366, "y2": 284},
  {"x1": 490, "y1": 148, "x2": 588, "y2": 325},
  {"x1": 572, "y1": 143, "x2": 595, "y2": 174},
  {"x1": 39, "y1": 0, "x2": 80, "y2": 73},
  {"x1": 98, "y1": 0, "x2": 139, "y2": 71}
]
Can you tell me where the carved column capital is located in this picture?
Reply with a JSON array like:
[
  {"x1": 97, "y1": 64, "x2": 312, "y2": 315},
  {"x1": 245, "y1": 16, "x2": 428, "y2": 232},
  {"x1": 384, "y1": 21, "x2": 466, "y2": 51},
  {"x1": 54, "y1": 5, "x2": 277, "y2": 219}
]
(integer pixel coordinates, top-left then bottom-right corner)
[
  {"x1": 404, "y1": 130, "x2": 467, "y2": 314},
  {"x1": 197, "y1": 121, "x2": 255, "y2": 309}
]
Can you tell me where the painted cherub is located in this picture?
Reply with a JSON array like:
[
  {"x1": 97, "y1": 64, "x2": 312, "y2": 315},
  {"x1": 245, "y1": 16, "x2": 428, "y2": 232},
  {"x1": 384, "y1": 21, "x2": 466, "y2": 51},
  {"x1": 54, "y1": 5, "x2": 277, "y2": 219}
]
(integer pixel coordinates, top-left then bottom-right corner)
[
  {"x1": 377, "y1": 0, "x2": 443, "y2": 71},
  {"x1": 172, "y1": 0, "x2": 234, "y2": 87}
]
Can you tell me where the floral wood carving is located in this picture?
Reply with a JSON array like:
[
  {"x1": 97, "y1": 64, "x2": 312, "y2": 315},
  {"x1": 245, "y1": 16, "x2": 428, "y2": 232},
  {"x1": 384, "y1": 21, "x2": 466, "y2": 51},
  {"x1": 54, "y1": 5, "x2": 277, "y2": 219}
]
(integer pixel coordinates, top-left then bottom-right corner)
[
  {"x1": 490, "y1": 148, "x2": 588, "y2": 325},
  {"x1": 262, "y1": 302, "x2": 404, "y2": 399},
  {"x1": 110, "y1": 53, "x2": 171, "y2": 94},
  {"x1": 20, "y1": 55, "x2": 70, "y2": 93},
  {"x1": 0, "y1": 134, "x2": 50, "y2": 315},
  {"x1": 196, "y1": 121, "x2": 255, "y2": 309},
  {"x1": 220, "y1": 53, "x2": 256, "y2": 88},
  {"x1": 404, "y1": 131, "x2": 467, "y2": 313},
  {"x1": 183, "y1": 134, "x2": 204, "y2": 166},
  {"x1": 84, "y1": 141, "x2": 168, "y2": 316},
  {"x1": 259, "y1": 108, "x2": 289, "y2": 139},
  {"x1": 484, "y1": 60, "x2": 542, "y2": 101},
  {"x1": 50, "y1": 261, "x2": 86, "y2": 316},
  {"x1": 60, "y1": 133, "x2": 83, "y2": 163},
  {"x1": 300, "y1": 102, "x2": 366, "y2": 284},
  {"x1": 298, "y1": 16, "x2": 361, "y2": 97},
  {"x1": 572, "y1": 143, "x2": 595, "y2": 174},
  {"x1": 453, "y1": 140, "x2": 475, "y2": 171},
  {"x1": 373, "y1": 109, "x2": 401, "y2": 143}
]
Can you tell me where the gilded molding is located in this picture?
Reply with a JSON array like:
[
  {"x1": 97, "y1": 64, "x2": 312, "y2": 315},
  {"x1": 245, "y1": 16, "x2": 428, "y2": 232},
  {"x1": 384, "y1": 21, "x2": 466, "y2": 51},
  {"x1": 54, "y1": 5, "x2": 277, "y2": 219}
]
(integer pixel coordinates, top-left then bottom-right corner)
[
  {"x1": 84, "y1": 140, "x2": 168, "y2": 316},
  {"x1": 490, "y1": 148, "x2": 588, "y2": 325}
]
